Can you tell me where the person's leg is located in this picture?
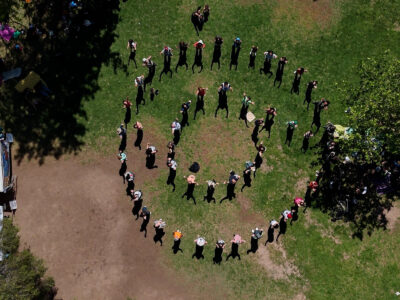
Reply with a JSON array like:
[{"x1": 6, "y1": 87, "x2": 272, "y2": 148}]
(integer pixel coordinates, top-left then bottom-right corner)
[
  {"x1": 235, "y1": 64, "x2": 238, "y2": 70},
  {"x1": 215, "y1": 106, "x2": 220, "y2": 117},
  {"x1": 278, "y1": 80, "x2": 282, "y2": 88},
  {"x1": 217, "y1": 60, "x2": 220, "y2": 70},
  {"x1": 225, "y1": 106, "x2": 229, "y2": 118},
  {"x1": 192, "y1": 63, "x2": 195, "y2": 73},
  {"x1": 159, "y1": 70, "x2": 164, "y2": 81},
  {"x1": 210, "y1": 61, "x2": 214, "y2": 70},
  {"x1": 198, "y1": 64, "x2": 203, "y2": 73},
  {"x1": 175, "y1": 63, "x2": 179, "y2": 73},
  {"x1": 241, "y1": 184, "x2": 246, "y2": 192},
  {"x1": 133, "y1": 57, "x2": 137, "y2": 68},
  {"x1": 219, "y1": 196, "x2": 229, "y2": 204},
  {"x1": 185, "y1": 62, "x2": 188, "y2": 70},
  {"x1": 229, "y1": 63, "x2": 232, "y2": 70}
]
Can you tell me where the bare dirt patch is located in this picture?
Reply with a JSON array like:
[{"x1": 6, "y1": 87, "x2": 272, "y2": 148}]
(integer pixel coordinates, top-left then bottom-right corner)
[{"x1": 384, "y1": 203, "x2": 400, "y2": 232}]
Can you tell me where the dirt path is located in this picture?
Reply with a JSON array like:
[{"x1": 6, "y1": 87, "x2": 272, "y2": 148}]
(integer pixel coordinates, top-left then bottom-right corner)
[{"x1": 13, "y1": 150, "x2": 199, "y2": 300}]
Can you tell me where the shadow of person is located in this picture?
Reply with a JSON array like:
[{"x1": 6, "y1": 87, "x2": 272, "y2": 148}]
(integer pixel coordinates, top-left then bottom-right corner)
[
  {"x1": 192, "y1": 245, "x2": 205, "y2": 259},
  {"x1": 153, "y1": 227, "x2": 165, "y2": 246},
  {"x1": 140, "y1": 218, "x2": 149, "y2": 238},
  {"x1": 213, "y1": 246, "x2": 223, "y2": 264},
  {"x1": 131, "y1": 199, "x2": 143, "y2": 220},
  {"x1": 226, "y1": 243, "x2": 241, "y2": 261},
  {"x1": 246, "y1": 238, "x2": 259, "y2": 254},
  {"x1": 172, "y1": 239, "x2": 183, "y2": 254}
]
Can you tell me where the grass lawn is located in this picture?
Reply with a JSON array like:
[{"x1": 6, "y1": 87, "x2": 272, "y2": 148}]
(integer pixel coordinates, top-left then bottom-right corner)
[{"x1": 79, "y1": 0, "x2": 400, "y2": 299}]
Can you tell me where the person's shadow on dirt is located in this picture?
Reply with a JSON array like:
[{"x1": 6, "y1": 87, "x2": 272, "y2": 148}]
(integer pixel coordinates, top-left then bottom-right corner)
[
  {"x1": 192, "y1": 245, "x2": 205, "y2": 259},
  {"x1": 246, "y1": 238, "x2": 259, "y2": 254},
  {"x1": 131, "y1": 199, "x2": 143, "y2": 220},
  {"x1": 140, "y1": 219, "x2": 149, "y2": 237},
  {"x1": 226, "y1": 243, "x2": 241, "y2": 261},
  {"x1": 213, "y1": 246, "x2": 223, "y2": 264},
  {"x1": 153, "y1": 227, "x2": 165, "y2": 246},
  {"x1": 172, "y1": 240, "x2": 183, "y2": 254}
]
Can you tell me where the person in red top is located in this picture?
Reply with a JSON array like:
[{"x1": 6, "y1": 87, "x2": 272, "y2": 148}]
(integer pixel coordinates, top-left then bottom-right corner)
[
  {"x1": 194, "y1": 87, "x2": 208, "y2": 119},
  {"x1": 123, "y1": 97, "x2": 132, "y2": 130}
]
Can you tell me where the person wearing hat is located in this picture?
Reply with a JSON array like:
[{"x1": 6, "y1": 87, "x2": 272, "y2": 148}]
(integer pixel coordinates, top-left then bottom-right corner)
[
  {"x1": 274, "y1": 56, "x2": 288, "y2": 88},
  {"x1": 166, "y1": 158, "x2": 177, "y2": 192},
  {"x1": 182, "y1": 174, "x2": 198, "y2": 205},
  {"x1": 142, "y1": 56, "x2": 156, "y2": 92},
  {"x1": 276, "y1": 210, "x2": 291, "y2": 242},
  {"x1": 118, "y1": 151, "x2": 128, "y2": 184},
  {"x1": 285, "y1": 121, "x2": 298, "y2": 147},
  {"x1": 124, "y1": 170, "x2": 135, "y2": 195},
  {"x1": 304, "y1": 80, "x2": 318, "y2": 110},
  {"x1": 145, "y1": 143, "x2": 158, "y2": 169},
  {"x1": 192, "y1": 236, "x2": 207, "y2": 259},
  {"x1": 230, "y1": 37, "x2": 241, "y2": 70},
  {"x1": 127, "y1": 39, "x2": 137, "y2": 68},
  {"x1": 290, "y1": 67, "x2": 307, "y2": 95},
  {"x1": 192, "y1": 40, "x2": 205, "y2": 73},
  {"x1": 248, "y1": 46, "x2": 258, "y2": 69},
  {"x1": 213, "y1": 239, "x2": 225, "y2": 265},
  {"x1": 159, "y1": 46, "x2": 173, "y2": 81},
  {"x1": 203, "y1": 179, "x2": 218, "y2": 203},
  {"x1": 220, "y1": 171, "x2": 240, "y2": 203},
  {"x1": 175, "y1": 41, "x2": 188, "y2": 72},
  {"x1": 117, "y1": 124, "x2": 127, "y2": 152},
  {"x1": 226, "y1": 234, "x2": 245, "y2": 261},
  {"x1": 139, "y1": 206, "x2": 151, "y2": 237},
  {"x1": 172, "y1": 230, "x2": 183, "y2": 254},
  {"x1": 133, "y1": 121, "x2": 144, "y2": 150},
  {"x1": 131, "y1": 190, "x2": 142, "y2": 220},
  {"x1": 153, "y1": 219, "x2": 166, "y2": 246},
  {"x1": 194, "y1": 87, "x2": 208, "y2": 120},
  {"x1": 215, "y1": 82, "x2": 233, "y2": 118},
  {"x1": 239, "y1": 92, "x2": 255, "y2": 128},
  {"x1": 253, "y1": 142, "x2": 265, "y2": 178},
  {"x1": 260, "y1": 50, "x2": 277, "y2": 77},
  {"x1": 247, "y1": 228, "x2": 263, "y2": 254},
  {"x1": 135, "y1": 75, "x2": 145, "y2": 114},
  {"x1": 171, "y1": 119, "x2": 181, "y2": 145},
  {"x1": 265, "y1": 220, "x2": 279, "y2": 246},
  {"x1": 210, "y1": 36, "x2": 223, "y2": 70}
]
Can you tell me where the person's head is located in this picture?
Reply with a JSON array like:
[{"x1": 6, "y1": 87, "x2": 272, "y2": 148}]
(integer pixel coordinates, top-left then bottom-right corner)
[
  {"x1": 229, "y1": 170, "x2": 235, "y2": 176},
  {"x1": 129, "y1": 39, "x2": 133, "y2": 44},
  {"x1": 224, "y1": 81, "x2": 229, "y2": 86},
  {"x1": 268, "y1": 50, "x2": 273, "y2": 55},
  {"x1": 204, "y1": 4, "x2": 209, "y2": 9},
  {"x1": 142, "y1": 58, "x2": 147, "y2": 63},
  {"x1": 251, "y1": 46, "x2": 258, "y2": 52},
  {"x1": 164, "y1": 46, "x2": 168, "y2": 52}
]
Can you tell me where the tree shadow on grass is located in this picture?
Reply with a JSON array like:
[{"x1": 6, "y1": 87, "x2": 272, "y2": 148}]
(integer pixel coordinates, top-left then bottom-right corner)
[{"x1": 0, "y1": 0, "x2": 128, "y2": 164}]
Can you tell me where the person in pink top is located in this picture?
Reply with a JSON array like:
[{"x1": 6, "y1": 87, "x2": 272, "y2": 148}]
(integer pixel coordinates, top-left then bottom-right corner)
[{"x1": 226, "y1": 234, "x2": 245, "y2": 261}]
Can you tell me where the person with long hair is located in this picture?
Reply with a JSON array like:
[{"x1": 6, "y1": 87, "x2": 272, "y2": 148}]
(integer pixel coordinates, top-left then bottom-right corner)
[
  {"x1": 290, "y1": 67, "x2": 307, "y2": 95},
  {"x1": 175, "y1": 41, "x2": 188, "y2": 72},
  {"x1": 192, "y1": 40, "x2": 205, "y2": 73},
  {"x1": 127, "y1": 39, "x2": 137, "y2": 68},
  {"x1": 134, "y1": 75, "x2": 145, "y2": 114},
  {"x1": 210, "y1": 36, "x2": 223, "y2": 70},
  {"x1": 142, "y1": 56, "x2": 156, "y2": 91},
  {"x1": 159, "y1": 46, "x2": 173, "y2": 81}
]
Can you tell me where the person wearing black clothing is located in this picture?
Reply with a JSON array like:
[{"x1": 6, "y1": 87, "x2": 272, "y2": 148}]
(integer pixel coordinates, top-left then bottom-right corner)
[
  {"x1": 139, "y1": 206, "x2": 151, "y2": 237},
  {"x1": 166, "y1": 158, "x2": 177, "y2": 192},
  {"x1": 210, "y1": 36, "x2": 223, "y2": 70},
  {"x1": 265, "y1": 220, "x2": 279, "y2": 246},
  {"x1": 311, "y1": 99, "x2": 329, "y2": 133},
  {"x1": 285, "y1": 121, "x2": 297, "y2": 147},
  {"x1": 276, "y1": 215, "x2": 288, "y2": 242},
  {"x1": 135, "y1": 75, "x2": 145, "y2": 114},
  {"x1": 215, "y1": 82, "x2": 232, "y2": 118},
  {"x1": 260, "y1": 50, "x2": 277, "y2": 77},
  {"x1": 180, "y1": 100, "x2": 191, "y2": 128},
  {"x1": 123, "y1": 98, "x2": 132, "y2": 130},
  {"x1": 125, "y1": 171, "x2": 135, "y2": 196},
  {"x1": 247, "y1": 228, "x2": 263, "y2": 254},
  {"x1": 153, "y1": 219, "x2": 166, "y2": 246},
  {"x1": 171, "y1": 119, "x2": 181, "y2": 145},
  {"x1": 175, "y1": 41, "x2": 188, "y2": 72},
  {"x1": 259, "y1": 107, "x2": 276, "y2": 138},
  {"x1": 204, "y1": 180, "x2": 218, "y2": 203},
  {"x1": 248, "y1": 46, "x2": 258, "y2": 69},
  {"x1": 192, "y1": 40, "x2": 205, "y2": 73},
  {"x1": 118, "y1": 152, "x2": 127, "y2": 183},
  {"x1": 159, "y1": 46, "x2": 173, "y2": 81},
  {"x1": 253, "y1": 143, "x2": 265, "y2": 178},
  {"x1": 220, "y1": 171, "x2": 240, "y2": 203},
  {"x1": 191, "y1": 7, "x2": 202, "y2": 36},
  {"x1": 230, "y1": 38, "x2": 241, "y2": 70},
  {"x1": 239, "y1": 93, "x2": 254, "y2": 128},
  {"x1": 213, "y1": 241, "x2": 225, "y2": 265},
  {"x1": 304, "y1": 80, "x2": 318, "y2": 110},
  {"x1": 127, "y1": 39, "x2": 137, "y2": 68},
  {"x1": 182, "y1": 175, "x2": 197, "y2": 205},
  {"x1": 150, "y1": 87, "x2": 158, "y2": 101},
  {"x1": 241, "y1": 166, "x2": 253, "y2": 191},
  {"x1": 274, "y1": 56, "x2": 288, "y2": 88},
  {"x1": 117, "y1": 125, "x2": 127, "y2": 152},
  {"x1": 131, "y1": 190, "x2": 142, "y2": 220},
  {"x1": 301, "y1": 131, "x2": 313, "y2": 153},
  {"x1": 142, "y1": 56, "x2": 156, "y2": 92},
  {"x1": 194, "y1": 87, "x2": 207, "y2": 119},
  {"x1": 252, "y1": 119, "x2": 264, "y2": 146},
  {"x1": 145, "y1": 143, "x2": 158, "y2": 169},
  {"x1": 203, "y1": 5, "x2": 210, "y2": 23},
  {"x1": 133, "y1": 121, "x2": 143, "y2": 150},
  {"x1": 290, "y1": 67, "x2": 307, "y2": 95}
]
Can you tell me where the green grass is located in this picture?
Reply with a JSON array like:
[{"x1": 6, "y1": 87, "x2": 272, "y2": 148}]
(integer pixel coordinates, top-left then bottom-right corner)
[{"x1": 79, "y1": 0, "x2": 400, "y2": 299}]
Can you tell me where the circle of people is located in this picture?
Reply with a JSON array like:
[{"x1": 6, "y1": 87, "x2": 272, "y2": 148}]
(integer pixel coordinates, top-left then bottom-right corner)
[{"x1": 116, "y1": 6, "x2": 329, "y2": 262}]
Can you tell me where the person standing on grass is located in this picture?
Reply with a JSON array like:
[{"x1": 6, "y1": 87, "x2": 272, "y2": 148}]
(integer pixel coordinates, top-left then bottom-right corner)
[
  {"x1": 265, "y1": 220, "x2": 279, "y2": 246},
  {"x1": 139, "y1": 206, "x2": 151, "y2": 238},
  {"x1": 230, "y1": 37, "x2": 242, "y2": 70},
  {"x1": 291, "y1": 197, "x2": 304, "y2": 225},
  {"x1": 210, "y1": 35, "x2": 223, "y2": 70},
  {"x1": 131, "y1": 190, "x2": 143, "y2": 220},
  {"x1": 290, "y1": 67, "x2": 307, "y2": 95},
  {"x1": 304, "y1": 80, "x2": 318, "y2": 110},
  {"x1": 194, "y1": 87, "x2": 207, "y2": 120},
  {"x1": 220, "y1": 171, "x2": 240, "y2": 203},
  {"x1": 180, "y1": 100, "x2": 191, "y2": 129},
  {"x1": 276, "y1": 210, "x2": 292, "y2": 242},
  {"x1": 226, "y1": 234, "x2": 245, "y2": 261},
  {"x1": 117, "y1": 124, "x2": 127, "y2": 152},
  {"x1": 172, "y1": 230, "x2": 183, "y2": 254},
  {"x1": 159, "y1": 46, "x2": 173, "y2": 81},
  {"x1": 127, "y1": 39, "x2": 137, "y2": 68},
  {"x1": 142, "y1": 56, "x2": 156, "y2": 92},
  {"x1": 304, "y1": 181, "x2": 318, "y2": 213},
  {"x1": 118, "y1": 151, "x2": 127, "y2": 183},
  {"x1": 192, "y1": 236, "x2": 207, "y2": 259},
  {"x1": 260, "y1": 50, "x2": 277, "y2": 78},
  {"x1": 145, "y1": 143, "x2": 158, "y2": 169},
  {"x1": 311, "y1": 99, "x2": 330, "y2": 133},
  {"x1": 135, "y1": 75, "x2": 145, "y2": 114},
  {"x1": 204, "y1": 179, "x2": 218, "y2": 203},
  {"x1": 153, "y1": 219, "x2": 166, "y2": 246},
  {"x1": 124, "y1": 170, "x2": 135, "y2": 195},
  {"x1": 248, "y1": 46, "x2": 258, "y2": 69},
  {"x1": 171, "y1": 119, "x2": 181, "y2": 145},
  {"x1": 285, "y1": 121, "x2": 298, "y2": 147},
  {"x1": 149, "y1": 87, "x2": 159, "y2": 101},
  {"x1": 166, "y1": 158, "x2": 177, "y2": 192},
  {"x1": 301, "y1": 130, "x2": 313, "y2": 153},
  {"x1": 167, "y1": 141, "x2": 175, "y2": 160},
  {"x1": 251, "y1": 119, "x2": 264, "y2": 147},
  {"x1": 274, "y1": 56, "x2": 288, "y2": 88},
  {"x1": 213, "y1": 240, "x2": 225, "y2": 265},
  {"x1": 203, "y1": 5, "x2": 210, "y2": 23},
  {"x1": 191, "y1": 7, "x2": 202, "y2": 36},
  {"x1": 247, "y1": 228, "x2": 263, "y2": 254},
  {"x1": 123, "y1": 97, "x2": 132, "y2": 130},
  {"x1": 192, "y1": 40, "x2": 205, "y2": 73},
  {"x1": 175, "y1": 41, "x2": 188, "y2": 72},
  {"x1": 215, "y1": 82, "x2": 233, "y2": 118},
  {"x1": 239, "y1": 92, "x2": 254, "y2": 128},
  {"x1": 253, "y1": 142, "x2": 266, "y2": 178},
  {"x1": 259, "y1": 107, "x2": 277, "y2": 138},
  {"x1": 133, "y1": 121, "x2": 143, "y2": 150},
  {"x1": 182, "y1": 175, "x2": 198, "y2": 205},
  {"x1": 241, "y1": 163, "x2": 254, "y2": 192}
]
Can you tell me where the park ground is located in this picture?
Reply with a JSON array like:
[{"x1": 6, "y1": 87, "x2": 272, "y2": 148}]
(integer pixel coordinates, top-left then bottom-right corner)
[{"x1": 11, "y1": 0, "x2": 400, "y2": 299}]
